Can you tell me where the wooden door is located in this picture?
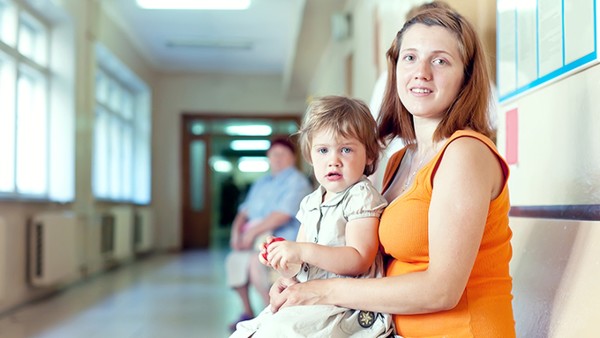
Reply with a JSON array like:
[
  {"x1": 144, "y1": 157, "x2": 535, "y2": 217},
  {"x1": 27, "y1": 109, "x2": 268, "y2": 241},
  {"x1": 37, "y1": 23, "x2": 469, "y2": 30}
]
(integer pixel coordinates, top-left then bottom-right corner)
[{"x1": 181, "y1": 119, "x2": 211, "y2": 249}]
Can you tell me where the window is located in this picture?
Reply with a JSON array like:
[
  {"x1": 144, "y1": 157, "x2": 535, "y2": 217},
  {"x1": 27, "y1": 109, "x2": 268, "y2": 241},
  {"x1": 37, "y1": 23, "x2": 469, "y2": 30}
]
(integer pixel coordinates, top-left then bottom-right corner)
[
  {"x1": 16, "y1": 65, "x2": 47, "y2": 194},
  {"x1": 93, "y1": 44, "x2": 151, "y2": 204},
  {"x1": 0, "y1": 0, "x2": 17, "y2": 46},
  {"x1": 0, "y1": 0, "x2": 74, "y2": 201}
]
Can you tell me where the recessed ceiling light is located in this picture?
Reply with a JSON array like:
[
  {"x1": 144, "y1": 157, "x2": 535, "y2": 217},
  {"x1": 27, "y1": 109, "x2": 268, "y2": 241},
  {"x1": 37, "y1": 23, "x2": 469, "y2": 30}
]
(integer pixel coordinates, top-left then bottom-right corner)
[
  {"x1": 136, "y1": 0, "x2": 251, "y2": 10},
  {"x1": 230, "y1": 140, "x2": 270, "y2": 151},
  {"x1": 238, "y1": 157, "x2": 269, "y2": 173},
  {"x1": 211, "y1": 160, "x2": 233, "y2": 173},
  {"x1": 225, "y1": 125, "x2": 272, "y2": 136}
]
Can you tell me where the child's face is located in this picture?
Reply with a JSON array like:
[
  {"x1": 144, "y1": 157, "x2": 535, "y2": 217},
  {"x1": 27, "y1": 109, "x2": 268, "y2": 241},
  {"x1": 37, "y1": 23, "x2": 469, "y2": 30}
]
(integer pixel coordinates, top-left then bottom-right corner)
[{"x1": 310, "y1": 129, "x2": 371, "y2": 196}]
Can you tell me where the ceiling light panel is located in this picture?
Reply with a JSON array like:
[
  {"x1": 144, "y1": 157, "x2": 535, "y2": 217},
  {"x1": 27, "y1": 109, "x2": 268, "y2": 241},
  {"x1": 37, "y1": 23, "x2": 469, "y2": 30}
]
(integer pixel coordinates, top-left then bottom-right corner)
[
  {"x1": 225, "y1": 125, "x2": 272, "y2": 136},
  {"x1": 230, "y1": 140, "x2": 270, "y2": 151},
  {"x1": 238, "y1": 157, "x2": 269, "y2": 173}
]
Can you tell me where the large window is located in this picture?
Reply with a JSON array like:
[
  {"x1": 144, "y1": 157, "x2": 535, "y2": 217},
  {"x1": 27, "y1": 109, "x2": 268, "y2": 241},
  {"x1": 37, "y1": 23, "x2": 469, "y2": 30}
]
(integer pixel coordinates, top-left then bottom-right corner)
[
  {"x1": 0, "y1": 0, "x2": 74, "y2": 201},
  {"x1": 93, "y1": 44, "x2": 151, "y2": 204}
]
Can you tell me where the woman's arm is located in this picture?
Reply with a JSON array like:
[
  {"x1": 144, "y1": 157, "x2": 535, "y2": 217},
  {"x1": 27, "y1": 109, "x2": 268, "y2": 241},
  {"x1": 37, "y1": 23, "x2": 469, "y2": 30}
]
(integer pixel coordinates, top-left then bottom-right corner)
[
  {"x1": 271, "y1": 138, "x2": 504, "y2": 314},
  {"x1": 229, "y1": 210, "x2": 248, "y2": 250},
  {"x1": 267, "y1": 217, "x2": 380, "y2": 277}
]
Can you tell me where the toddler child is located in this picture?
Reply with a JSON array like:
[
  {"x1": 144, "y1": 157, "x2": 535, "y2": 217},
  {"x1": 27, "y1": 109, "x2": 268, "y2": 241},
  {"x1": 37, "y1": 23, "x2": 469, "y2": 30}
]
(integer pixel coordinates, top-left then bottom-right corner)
[{"x1": 230, "y1": 95, "x2": 394, "y2": 338}]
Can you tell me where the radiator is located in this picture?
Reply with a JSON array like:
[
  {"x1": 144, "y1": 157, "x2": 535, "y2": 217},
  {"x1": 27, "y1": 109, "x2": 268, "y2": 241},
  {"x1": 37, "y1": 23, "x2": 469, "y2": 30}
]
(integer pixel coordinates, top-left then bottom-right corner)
[
  {"x1": 134, "y1": 207, "x2": 154, "y2": 254},
  {"x1": 0, "y1": 217, "x2": 6, "y2": 299},
  {"x1": 28, "y1": 212, "x2": 78, "y2": 287},
  {"x1": 100, "y1": 212, "x2": 115, "y2": 255},
  {"x1": 110, "y1": 205, "x2": 134, "y2": 261}
]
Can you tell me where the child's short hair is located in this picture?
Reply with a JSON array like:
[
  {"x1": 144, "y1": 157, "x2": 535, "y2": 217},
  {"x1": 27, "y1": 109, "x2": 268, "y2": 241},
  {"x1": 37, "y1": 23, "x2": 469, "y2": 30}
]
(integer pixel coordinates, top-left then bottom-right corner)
[{"x1": 297, "y1": 95, "x2": 382, "y2": 176}]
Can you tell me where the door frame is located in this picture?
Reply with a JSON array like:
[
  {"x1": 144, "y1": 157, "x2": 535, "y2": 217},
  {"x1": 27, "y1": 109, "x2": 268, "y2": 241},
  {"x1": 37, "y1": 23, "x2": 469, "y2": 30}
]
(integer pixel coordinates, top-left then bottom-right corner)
[{"x1": 179, "y1": 113, "x2": 303, "y2": 249}]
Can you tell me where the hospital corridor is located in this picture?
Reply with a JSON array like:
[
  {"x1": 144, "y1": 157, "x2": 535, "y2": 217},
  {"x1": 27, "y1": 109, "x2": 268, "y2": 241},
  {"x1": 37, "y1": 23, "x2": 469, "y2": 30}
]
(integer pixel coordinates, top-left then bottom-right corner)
[{"x1": 1, "y1": 0, "x2": 599, "y2": 337}]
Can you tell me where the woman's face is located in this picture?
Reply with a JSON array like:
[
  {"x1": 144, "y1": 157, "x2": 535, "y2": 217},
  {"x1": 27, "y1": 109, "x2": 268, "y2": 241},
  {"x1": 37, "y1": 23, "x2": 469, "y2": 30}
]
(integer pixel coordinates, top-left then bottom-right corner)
[
  {"x1": 267, "y1": 144, "x2": 295, "y2": 175},
  {"x1": 396, "y1": 24, "x2": 464, "y2": 120}
]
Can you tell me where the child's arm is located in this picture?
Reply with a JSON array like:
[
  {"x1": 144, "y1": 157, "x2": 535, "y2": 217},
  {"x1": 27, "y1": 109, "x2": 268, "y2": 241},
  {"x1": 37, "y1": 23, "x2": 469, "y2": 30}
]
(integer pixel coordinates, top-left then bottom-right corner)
[{"x1": 267, "y1": 217, "x2": 380, "y2": 277}]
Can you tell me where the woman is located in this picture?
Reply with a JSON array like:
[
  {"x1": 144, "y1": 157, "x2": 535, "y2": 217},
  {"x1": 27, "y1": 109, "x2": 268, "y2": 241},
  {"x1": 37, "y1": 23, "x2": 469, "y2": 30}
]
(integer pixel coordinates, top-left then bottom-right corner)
[{"x1": 268, "y1": 4, "x2": 515, "y2": 337}]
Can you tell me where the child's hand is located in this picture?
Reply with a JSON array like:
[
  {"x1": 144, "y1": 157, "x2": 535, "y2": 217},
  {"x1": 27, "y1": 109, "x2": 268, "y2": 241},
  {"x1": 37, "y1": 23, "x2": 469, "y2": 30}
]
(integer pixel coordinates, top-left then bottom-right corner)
[
  {"x1": 258, "y1": 236, "x2": 285, "y2": 266},
  {"x1": 267, "y1": 240, "x2": 303, "y2": 274}
]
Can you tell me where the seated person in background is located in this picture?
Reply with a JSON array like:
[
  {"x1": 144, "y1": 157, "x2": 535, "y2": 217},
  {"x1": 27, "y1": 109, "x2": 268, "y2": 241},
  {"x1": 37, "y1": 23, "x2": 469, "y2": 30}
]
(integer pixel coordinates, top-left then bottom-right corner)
[
  {"x1": 231, "y1": 95, "x2": 394, "y2": 337},
  {"x1": 225, "y1": 137, "x2": 312, "y2": 330},
  {"x1": 267, "y1": 3, "x2": 516, "y2": 337}
]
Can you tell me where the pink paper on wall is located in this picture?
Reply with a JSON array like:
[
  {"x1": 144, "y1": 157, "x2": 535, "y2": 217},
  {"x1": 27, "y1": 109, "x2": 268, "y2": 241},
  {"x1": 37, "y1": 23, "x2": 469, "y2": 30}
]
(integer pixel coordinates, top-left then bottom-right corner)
[{"x1": 505, "y1": 108, "x2": 518, "y2": 165}]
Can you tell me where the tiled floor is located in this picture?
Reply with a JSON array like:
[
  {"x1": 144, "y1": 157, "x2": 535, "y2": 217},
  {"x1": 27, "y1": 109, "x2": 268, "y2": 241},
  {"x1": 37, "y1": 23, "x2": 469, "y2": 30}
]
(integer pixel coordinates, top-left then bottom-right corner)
[{"x1": 0, "y1": 249, "x2": 265, "y2": 338}]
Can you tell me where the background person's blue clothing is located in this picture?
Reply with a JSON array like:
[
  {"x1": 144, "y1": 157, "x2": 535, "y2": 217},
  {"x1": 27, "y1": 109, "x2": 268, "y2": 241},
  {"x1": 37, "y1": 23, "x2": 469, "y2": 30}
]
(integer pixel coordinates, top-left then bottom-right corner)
[{"x1": 239, "y1": 166, "x2": 312, "y2": 240}]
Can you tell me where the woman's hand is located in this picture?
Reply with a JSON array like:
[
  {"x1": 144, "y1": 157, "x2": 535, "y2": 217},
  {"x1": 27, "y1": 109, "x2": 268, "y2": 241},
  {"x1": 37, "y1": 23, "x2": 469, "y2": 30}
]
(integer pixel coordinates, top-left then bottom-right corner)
[
  {"x1": 239, "y1": 229, "x2": 256, "y2": 250},
  {"x1": 268, "y1": 277, "x2": 298, "y2": 312},
  {"x1": 269, "y1": 278, "x2": 330, "y2": 313}
]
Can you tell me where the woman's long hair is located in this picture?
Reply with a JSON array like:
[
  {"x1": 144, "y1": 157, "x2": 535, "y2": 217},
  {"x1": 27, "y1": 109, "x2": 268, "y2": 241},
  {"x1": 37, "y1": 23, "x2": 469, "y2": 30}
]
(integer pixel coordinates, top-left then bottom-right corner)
[{"x1": 377, "y1": 4, "x2": 494, "y2": 146}]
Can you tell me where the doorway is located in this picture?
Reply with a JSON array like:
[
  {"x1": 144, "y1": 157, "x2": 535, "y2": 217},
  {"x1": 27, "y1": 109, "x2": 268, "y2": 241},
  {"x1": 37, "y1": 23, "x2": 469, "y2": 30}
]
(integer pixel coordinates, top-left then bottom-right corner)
[{"x1": 180, "y1": 115, "x2": 302, "y2": 250}]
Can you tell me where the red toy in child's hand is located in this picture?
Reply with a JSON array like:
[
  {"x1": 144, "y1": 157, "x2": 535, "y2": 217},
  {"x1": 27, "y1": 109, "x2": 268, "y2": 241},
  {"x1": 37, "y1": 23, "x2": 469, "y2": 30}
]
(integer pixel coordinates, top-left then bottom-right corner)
[{"x1": 262, "y1": 237, "x2": 285, "y2": 260}]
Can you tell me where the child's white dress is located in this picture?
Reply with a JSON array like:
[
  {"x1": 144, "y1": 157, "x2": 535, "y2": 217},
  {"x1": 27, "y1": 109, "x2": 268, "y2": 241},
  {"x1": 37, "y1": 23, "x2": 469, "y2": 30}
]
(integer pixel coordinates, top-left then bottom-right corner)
[{"x1": 230, "y1": 176, "x2": 394, "y2": 338}]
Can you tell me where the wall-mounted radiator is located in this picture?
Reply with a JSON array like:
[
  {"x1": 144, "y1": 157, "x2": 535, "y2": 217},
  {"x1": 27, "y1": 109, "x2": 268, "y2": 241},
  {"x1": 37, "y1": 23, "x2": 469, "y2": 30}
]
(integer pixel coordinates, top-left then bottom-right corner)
[
  {"x1": 134, "y1": 207, "x2": 154, "y2": 254},
  {"x1": 28, "y1": 212, "x2": 78, "y2": 287},
  {"x1": 108, "y1": 206, "x2": 134, "y2": 261},
  {"x1": 100, "y1": 212, "x2": 115, "y2": 255}
]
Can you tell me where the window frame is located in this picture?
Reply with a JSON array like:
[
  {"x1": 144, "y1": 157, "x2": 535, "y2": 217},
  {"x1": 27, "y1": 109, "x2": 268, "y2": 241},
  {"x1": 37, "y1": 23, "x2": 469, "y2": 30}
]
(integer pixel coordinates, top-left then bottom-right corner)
[{"x1": 93, "y1": 44, "x2": 152, "y2": 205}]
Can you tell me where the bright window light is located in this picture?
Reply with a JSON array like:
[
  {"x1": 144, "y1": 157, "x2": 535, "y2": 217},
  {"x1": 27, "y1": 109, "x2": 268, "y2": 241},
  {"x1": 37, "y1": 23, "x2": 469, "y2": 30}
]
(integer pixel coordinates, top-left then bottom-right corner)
[
  {"x1": 238, "y1": 157, "x2": 269, "y2": 173},
  {"x1": 230, "y1": 140, "x2": 270, "y2": 151},
  {"x1": 136, "y1": 0, "x2": 251, "y2": 10},
  {"x1": 225, "y1": 124, "x2": 272, "y2": 136}
]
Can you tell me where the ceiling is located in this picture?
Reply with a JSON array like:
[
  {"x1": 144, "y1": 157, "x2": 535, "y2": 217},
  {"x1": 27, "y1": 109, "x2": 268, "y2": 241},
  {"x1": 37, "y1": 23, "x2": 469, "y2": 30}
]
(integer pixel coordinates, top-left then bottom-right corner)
[{"x1": 102, "y1": 0, "x2": 347, "y2": 99}]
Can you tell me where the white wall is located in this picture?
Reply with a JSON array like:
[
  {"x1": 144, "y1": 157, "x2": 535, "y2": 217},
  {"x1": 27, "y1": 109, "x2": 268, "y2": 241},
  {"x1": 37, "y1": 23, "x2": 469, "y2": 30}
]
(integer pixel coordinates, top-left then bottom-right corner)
[
  {"x1": 497, "y1": 65, "x2": 600, "y2": 205},
  {"x1": 510, "y1": 217, "x2": 600, "y2": 337}
]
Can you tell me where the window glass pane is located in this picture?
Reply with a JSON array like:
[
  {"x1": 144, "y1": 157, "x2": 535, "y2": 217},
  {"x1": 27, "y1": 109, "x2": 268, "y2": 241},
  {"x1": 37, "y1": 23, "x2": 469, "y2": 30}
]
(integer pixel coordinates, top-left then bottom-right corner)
[
  {"x1": 18, "y1": 17, "x2": 34, "y2": 57},
  {"x1": 15, "y1": 67, "x2": 47, "y2": 194},
  {"x1": 190, "y1": 140, "x2": 206, "y2": 211},
  {"x1": 122, "y1": 91, "x2": 133, "y2": 119},
  {"x1": 95, "y1": 69, "x2": 109, "y2": 104},
  {"x1": 0, "y1": 0, "x2": 16, "y2": 46},
  {"x1": 121, "y1": 124, "x2": 133, "y2": 199},
  {"x1": 189, "y1": 121, "x2": 206, "y2": 135},
  {"x1": 133, "y1": 131, "x2": 151, "y2": 204},
  {"x1": 18, "y1": 12, "x2": 47, "y2": 65},
  {"x1": 0, "y1": 55, "x2": 16, "y2": 192},
  {"x1": 109, "y1": 115, "x2": 122, "y2": 199},
  {"x1": 93, "y1": 107, "x2": 109, "y2": 198},
  {"x1": 133, "y1": 93, "x2": 151, "y2": 204},
  {"x1": 109, "y1": 79, "x2": 122, "y2": 112}
]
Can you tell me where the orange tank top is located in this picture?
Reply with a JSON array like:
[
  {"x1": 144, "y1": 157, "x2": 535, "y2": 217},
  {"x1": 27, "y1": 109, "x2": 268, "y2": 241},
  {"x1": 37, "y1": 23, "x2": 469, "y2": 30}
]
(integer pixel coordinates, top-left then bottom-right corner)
[{"x1": 379, "y1": 130, "x2": 515, "y2": 337}]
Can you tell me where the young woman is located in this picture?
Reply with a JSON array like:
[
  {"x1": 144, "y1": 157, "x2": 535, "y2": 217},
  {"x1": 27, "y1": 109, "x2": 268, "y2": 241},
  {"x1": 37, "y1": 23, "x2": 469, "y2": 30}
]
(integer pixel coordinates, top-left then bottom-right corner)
[{"x1": 267, "y1": 4, "x2": 516, "y2": 337}]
